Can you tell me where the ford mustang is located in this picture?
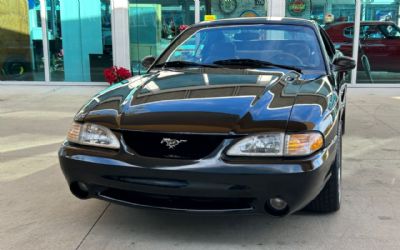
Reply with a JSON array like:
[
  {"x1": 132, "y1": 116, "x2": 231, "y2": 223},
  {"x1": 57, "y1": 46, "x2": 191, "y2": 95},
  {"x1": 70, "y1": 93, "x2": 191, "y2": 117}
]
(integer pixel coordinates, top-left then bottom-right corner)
[{"x1": 59, "y1": 17, "x2": 355, "y2": 216}]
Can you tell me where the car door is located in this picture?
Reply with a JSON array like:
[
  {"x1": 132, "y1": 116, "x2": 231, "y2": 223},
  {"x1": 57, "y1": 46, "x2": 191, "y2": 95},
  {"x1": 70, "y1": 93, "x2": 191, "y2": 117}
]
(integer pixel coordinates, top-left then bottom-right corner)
[
  {"x1": 360, "y1": 24, "x2": 389, "y2": 71},
  {"x1": 377, "y1": 23, "x2": 400, "y2": 72}
]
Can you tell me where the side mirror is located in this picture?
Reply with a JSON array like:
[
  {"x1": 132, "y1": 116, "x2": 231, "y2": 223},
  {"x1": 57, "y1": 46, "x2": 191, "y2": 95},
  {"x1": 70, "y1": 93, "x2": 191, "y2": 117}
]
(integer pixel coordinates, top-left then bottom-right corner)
[
  {"x1": 332, "y1": 56, "x2": 356, "y2": 72},
  {"x1": 141, "y1": 55, "x2": 156, "y2": 69}
]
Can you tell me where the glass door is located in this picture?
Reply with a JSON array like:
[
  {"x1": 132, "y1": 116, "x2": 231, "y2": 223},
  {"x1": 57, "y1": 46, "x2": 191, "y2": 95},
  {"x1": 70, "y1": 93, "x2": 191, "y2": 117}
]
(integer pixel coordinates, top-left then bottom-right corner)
[{"x1": 46, "y1": 0, "x2": 113, "y2": 82}]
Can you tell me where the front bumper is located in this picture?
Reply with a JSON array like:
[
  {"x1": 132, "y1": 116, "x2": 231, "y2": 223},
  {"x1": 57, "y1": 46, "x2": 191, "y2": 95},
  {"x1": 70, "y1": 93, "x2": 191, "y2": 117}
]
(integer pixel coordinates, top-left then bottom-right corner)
[{"x1": 58, "y1": 139, "x2": 337, "y2": 216}]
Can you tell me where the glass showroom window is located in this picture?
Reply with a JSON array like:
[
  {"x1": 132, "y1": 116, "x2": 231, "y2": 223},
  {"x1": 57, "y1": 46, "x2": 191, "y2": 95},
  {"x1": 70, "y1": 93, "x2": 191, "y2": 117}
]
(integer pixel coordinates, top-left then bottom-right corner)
[
  {"x1": 128, "y1": 0, "x2": 206, "y2": 74},
  {"x1": 0, "y1": 0, "x2": 45, "y2": 81},
  {"x1": 46, "y1": 0, "x2": 113, "y2": 82},
  {"x1": 286, "y1": 0, "x2": 400, "y2": 84},
  {"x1": 319, "y1": 0, "x2": 400, "y2": 84},
  {"x1": 286, "y1": 0, "x2": 356, "y2": 82},
  {"x1": 285, "y1": 1, "x2": 356, "y2": 27},
  {"x1": 355, "y1": 0, "x2": 400, "y2": 84},
  {"x1": 207, "y1": 0, "x2": 268, "y2": 19}
]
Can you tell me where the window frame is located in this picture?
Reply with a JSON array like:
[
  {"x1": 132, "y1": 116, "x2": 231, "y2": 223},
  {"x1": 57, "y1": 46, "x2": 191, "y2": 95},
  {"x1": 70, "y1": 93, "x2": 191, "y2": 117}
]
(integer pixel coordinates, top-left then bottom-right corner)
[{"x1": 319, "y1": 27, "x2": 336, "y2": 59}]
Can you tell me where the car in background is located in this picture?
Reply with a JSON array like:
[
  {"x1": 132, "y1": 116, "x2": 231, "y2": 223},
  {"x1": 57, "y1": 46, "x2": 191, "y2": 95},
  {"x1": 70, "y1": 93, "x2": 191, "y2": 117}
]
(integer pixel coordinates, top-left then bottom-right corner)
[
  {"x1": 326, "y1": 21, "x2": 400, "y2": 72},
  {"x1": 59, "y1": 18, "x2": 355, "y2": 216}
]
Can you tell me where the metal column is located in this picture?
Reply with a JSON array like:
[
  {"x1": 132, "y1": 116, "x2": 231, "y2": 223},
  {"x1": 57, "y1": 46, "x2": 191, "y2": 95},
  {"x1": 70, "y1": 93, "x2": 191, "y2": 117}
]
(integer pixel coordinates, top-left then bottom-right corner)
[
  {"x1": 194, "y1": 0, "x2": 201, "y2": 23},
  {"x1": 39, "y1": 0, "x2": 50, "y2": 82},
  {"x1": 268, "y1": 0, "x2": 286, "y2": 17},
  {"x1": 111, "y1": 0, "x2": 131, "y2": 70},
  {"x1": 351, "y1": 0, "x2": 362, "y2": 85}
]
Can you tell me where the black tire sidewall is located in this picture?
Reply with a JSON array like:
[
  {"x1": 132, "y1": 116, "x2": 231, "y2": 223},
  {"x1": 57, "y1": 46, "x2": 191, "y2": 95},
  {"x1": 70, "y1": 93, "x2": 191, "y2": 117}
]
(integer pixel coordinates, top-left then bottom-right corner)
[{"x1": 3, "y1": 61, "x2": 26, "y2": 76}]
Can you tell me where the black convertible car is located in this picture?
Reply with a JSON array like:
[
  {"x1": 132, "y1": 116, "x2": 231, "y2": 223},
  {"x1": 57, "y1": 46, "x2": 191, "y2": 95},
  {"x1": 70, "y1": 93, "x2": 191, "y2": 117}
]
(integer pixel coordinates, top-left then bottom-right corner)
[{"x1": 59, "y1": 18, "x2": 355, "y2": 216}]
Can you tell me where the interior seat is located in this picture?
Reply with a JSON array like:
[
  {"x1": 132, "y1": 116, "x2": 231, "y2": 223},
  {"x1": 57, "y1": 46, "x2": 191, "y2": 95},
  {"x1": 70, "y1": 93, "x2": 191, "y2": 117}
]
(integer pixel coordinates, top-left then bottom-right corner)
[{"x1": 202, "y1": 42, "x2": 236, "y2": 64}]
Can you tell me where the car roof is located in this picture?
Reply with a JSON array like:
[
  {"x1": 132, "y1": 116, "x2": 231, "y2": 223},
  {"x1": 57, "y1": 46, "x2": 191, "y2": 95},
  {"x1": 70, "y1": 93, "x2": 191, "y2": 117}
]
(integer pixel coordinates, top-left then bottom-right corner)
[{"x1": 193, "y1": 17, "x2": 318, "y2": 28}]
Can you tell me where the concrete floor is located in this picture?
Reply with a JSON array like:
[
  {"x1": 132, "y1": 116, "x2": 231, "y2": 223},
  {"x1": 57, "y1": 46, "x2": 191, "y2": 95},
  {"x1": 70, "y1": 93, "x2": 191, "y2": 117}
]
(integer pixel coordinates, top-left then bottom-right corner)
[{"x1": 1, "y1": 85, "x2": 400, "y2": 250}]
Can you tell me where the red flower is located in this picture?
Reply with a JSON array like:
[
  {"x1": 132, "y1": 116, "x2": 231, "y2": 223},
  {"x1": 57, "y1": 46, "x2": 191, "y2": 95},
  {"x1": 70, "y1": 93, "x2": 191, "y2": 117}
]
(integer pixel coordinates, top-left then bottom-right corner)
[
  {"x1": 103, "y1": 66, "x2": 132, "y2": 85},
  {"x1": 116, "y1": 67, "x2": 132, "y2": 79},
  {"x1": 179, "y1": 24, "x2": 189, "y2": 32}
]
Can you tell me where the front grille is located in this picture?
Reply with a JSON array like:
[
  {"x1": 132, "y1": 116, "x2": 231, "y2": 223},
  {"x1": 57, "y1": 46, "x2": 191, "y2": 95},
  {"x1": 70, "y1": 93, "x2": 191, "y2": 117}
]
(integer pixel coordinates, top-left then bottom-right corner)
[
  {"x1": 99, "y1": 188, "x2": 255, "y2": 211},
  {"x1": 122, "y1": 131, "x2": 230, "y2": 160}
]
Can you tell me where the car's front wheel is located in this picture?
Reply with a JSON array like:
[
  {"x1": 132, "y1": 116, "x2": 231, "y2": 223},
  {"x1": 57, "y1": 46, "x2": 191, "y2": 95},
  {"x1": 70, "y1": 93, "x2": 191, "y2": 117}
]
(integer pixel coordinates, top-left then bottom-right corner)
[{"x1": 305, "y1": 123, "x2": 342, "y2": 213}]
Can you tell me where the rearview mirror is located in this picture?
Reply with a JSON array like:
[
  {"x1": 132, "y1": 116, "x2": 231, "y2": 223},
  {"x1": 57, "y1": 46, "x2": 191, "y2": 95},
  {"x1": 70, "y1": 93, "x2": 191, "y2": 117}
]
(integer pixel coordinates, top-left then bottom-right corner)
[
  {"x1": 332, "y1": 56, "x2": 356, "y2": 72},
  {"x1": 141, "y1": 55, "x2": 156, "y2": 69}
]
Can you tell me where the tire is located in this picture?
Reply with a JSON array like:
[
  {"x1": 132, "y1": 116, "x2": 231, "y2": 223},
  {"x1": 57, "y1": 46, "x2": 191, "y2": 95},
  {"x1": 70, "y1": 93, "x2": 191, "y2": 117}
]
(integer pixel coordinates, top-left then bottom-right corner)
[
  {"x1": 3, "y1": 61, "x2": 27, "y2": 76},
  {"x1": 305, "y1": 123, "x2": 342, "y2": 213},
  {"x1": 341, "y1": 109, "x2": 346, "y2": 135}
]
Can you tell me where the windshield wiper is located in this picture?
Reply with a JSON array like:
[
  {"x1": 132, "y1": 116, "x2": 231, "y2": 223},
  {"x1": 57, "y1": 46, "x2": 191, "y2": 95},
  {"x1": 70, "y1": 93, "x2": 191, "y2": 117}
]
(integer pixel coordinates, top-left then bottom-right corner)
[
  {"x1": 154, "y1": 60, "x2": 221, "y2": 69},
  {"x1": 213, "y1": 59, "x2": 302, "y2": 73}
]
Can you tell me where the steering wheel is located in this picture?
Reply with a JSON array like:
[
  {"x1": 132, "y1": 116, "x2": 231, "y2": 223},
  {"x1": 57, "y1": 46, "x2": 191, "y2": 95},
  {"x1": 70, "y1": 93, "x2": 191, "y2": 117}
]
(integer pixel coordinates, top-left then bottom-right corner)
[{"x1": 268, "y1": 52, "x2": 304, "y2": 66}]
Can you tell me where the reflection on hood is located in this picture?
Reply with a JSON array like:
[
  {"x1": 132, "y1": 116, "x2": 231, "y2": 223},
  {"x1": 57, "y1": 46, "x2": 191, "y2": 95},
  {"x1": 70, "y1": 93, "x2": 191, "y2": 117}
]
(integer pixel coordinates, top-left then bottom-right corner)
[{"x1": 75, "y1": 69, "x2": 336, "y2": 134}]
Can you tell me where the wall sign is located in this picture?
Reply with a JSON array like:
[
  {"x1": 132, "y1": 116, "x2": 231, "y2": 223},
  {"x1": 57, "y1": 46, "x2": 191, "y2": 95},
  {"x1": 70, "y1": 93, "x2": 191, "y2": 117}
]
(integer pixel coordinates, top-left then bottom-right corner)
[
  {"x1": 255, "y1": 0, "x2": 265, "y2": 6},
  {"x1": 219, "y1": 0, "x2": 238, "y2": 15},
  {"x1": 204, "y1": 15, "x2": 217, "y2": 21},
  {"x1": 287, "y1": 0, "x2": 307, "y2": 16},
  {"x1": 240, "y1": 10, "x2": 258, "y2": 17}
]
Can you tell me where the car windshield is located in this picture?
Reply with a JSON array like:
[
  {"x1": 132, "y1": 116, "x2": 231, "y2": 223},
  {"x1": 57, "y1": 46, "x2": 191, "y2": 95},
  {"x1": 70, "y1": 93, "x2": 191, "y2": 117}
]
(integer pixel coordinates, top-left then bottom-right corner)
[
  {"x1": 380, "y1": 24, "x2": 400, "y2": 38},
  {"x1": 157, "y1": 24, "x2": 325, "y2": 72}
]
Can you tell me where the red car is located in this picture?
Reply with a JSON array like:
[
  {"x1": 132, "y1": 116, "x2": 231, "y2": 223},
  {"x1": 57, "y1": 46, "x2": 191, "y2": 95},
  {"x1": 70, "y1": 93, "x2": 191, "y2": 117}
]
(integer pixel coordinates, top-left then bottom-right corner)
[{"x1": 326, "y1": 21, "x2": 400, "y2": 72}]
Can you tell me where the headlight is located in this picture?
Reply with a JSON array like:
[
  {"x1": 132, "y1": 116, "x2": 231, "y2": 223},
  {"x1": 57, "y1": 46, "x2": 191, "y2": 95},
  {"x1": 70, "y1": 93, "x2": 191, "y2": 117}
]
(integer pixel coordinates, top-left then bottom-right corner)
[
  {"x1": 66, "y1": 122, "x2": 120, "y2": 149},
  {"x1": 227, "y1": 132, "x2": 323, "y2": 157},
  {"x1": 227, "y1": 133, "x2": 285, "y2": 156}
]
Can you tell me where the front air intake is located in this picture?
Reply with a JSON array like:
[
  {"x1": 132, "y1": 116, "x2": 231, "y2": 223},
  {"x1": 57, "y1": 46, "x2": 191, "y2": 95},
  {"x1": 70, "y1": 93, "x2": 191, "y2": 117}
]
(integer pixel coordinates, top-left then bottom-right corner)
[{"x1": 123, "y1": 131, "x2": 230, "y2": 160}]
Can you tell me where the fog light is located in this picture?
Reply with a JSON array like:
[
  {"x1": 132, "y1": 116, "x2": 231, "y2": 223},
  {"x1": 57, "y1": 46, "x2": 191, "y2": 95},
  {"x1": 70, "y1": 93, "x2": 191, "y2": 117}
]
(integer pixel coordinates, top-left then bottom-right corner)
[
  {"x1": 77, "y1": 182, "x2": 89, "y2": 192},
  {"x1": 269, "y1": 198, "x2": 288, "y2": 211},
  {"x1": 70, "y1": 181, "x2": 90, "y2": 199}
]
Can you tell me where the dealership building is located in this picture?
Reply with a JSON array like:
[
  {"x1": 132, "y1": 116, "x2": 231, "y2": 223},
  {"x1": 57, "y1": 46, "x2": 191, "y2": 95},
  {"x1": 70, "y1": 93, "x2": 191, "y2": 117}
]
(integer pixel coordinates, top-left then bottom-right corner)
[{"x1": 0, "y1": 0, "x2": 399, "y2": 85}]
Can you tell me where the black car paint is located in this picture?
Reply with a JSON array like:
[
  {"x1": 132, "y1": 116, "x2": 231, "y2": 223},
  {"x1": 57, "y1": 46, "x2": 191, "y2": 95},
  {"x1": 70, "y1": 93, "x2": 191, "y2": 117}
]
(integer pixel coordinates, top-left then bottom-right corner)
[{"x1": 59, "y1": 18, "x2": 348, "y2": 216}]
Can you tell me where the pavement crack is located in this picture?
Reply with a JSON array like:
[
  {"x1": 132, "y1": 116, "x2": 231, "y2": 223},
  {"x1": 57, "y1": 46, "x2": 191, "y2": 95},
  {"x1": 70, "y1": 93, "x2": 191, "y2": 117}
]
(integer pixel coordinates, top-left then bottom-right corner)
[{"x1": 75, "y1": 202, "x2": 111, "y2": 250}]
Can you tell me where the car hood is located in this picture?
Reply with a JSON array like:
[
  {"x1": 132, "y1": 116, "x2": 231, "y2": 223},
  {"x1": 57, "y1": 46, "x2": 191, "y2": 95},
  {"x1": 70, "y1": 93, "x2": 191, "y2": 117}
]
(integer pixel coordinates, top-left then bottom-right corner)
[{"x1": 76, "y1": 69, "x2": 329, "y2": 134}]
